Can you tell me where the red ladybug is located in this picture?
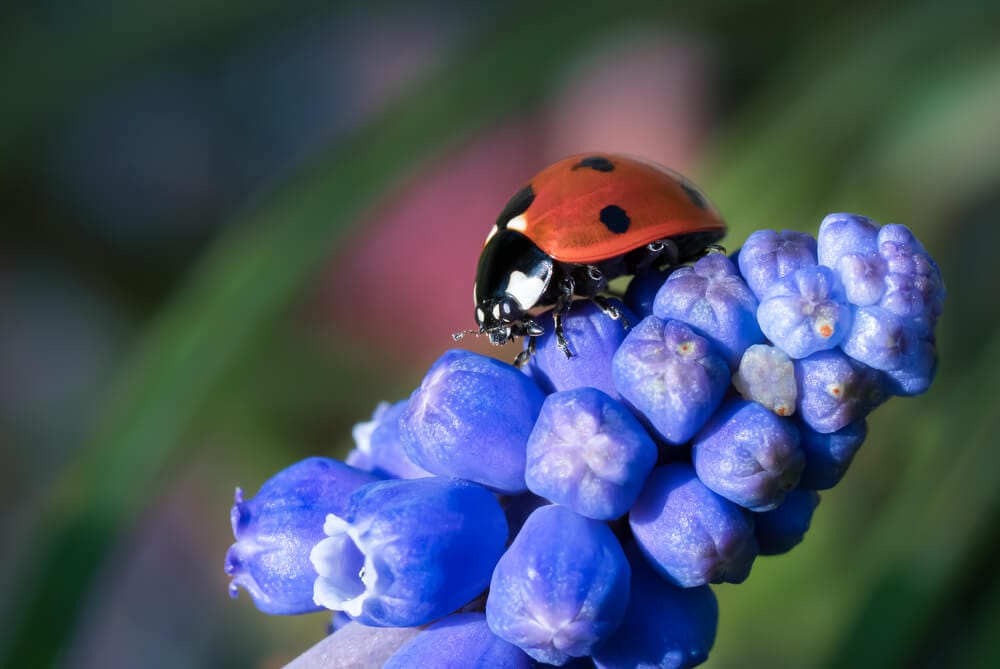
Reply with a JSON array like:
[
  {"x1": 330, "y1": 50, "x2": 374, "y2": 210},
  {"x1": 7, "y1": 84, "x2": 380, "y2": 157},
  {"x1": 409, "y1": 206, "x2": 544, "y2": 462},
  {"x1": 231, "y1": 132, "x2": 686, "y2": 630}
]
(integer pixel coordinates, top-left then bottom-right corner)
[{"x1": 462, "y1": 153, "x2": 726, "y2": 362}]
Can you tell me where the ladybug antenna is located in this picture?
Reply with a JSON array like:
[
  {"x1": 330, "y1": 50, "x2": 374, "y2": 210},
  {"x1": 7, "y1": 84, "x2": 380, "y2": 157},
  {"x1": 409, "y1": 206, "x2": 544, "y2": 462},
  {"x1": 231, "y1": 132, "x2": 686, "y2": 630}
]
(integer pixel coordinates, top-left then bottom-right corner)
[{"x1": 452, "y1": 328, "x2": 484, "y2": 342}]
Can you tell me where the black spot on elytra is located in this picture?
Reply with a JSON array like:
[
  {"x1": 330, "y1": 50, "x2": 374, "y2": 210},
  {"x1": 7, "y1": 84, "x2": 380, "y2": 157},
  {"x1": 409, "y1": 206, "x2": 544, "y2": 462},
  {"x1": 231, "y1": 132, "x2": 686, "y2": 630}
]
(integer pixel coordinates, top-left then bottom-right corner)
[
  {"x1": 497, "y1": 184, "x2": 535, "y2": 227},
  {"x1": 680, "y1": 181, "x2": 708, "y2": 210},
  {"x1": 600, "y1": 205, "x2": 630, "y2": 234},
  {"x1": 571, "y1": 156, "x2": 615, "y2": 172}
]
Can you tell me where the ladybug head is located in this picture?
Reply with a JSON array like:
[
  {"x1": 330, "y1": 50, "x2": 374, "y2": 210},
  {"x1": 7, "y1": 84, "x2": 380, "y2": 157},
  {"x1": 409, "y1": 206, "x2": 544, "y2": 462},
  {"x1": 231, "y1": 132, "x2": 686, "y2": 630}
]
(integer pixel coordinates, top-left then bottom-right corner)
[
  {"x1": 472, "y1": 229, "x2": 554, "y2": 346},
  {"x1": 475, "y1": 298, "x2": 544, "y2": 346}
]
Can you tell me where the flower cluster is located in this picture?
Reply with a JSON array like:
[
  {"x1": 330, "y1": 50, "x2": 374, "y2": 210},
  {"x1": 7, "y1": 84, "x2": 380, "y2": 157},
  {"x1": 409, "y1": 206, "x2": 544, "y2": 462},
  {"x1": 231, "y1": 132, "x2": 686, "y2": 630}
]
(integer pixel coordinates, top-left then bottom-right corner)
[{"x1": 225, "y1": 213, "x2": 944, "y2": 667}]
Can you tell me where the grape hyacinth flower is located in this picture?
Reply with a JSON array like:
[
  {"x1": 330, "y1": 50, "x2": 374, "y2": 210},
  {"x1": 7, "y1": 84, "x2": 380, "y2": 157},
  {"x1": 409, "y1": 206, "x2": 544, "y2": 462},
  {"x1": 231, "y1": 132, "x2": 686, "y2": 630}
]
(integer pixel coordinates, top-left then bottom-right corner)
[
  {"x1": 383, "y1": 613, "x2": 532, "y2": 668},
  {"x1": 523, "y1": 299, "x2": 634, "y2": 399},
  {"x1": 525, "y1": 387, "x2": 657, "y2": 520},
  {"x1": 613, "y1": 316, "x2": 730, "y2": 445},
  {"x1": 652, "y1": 252, "x2": 764, "y2": 369},
  {"x1": 630, "y1": 463, "x2": 758, "y2": 587},
  {"x1": 225, "y1": 457, "x2": 379, "y2": 614},
  {"x1": 399, "y1": 349, "x2": 545, "y2": 493},
  {"x1": 310, "y1": 477, "x2": 507, "y2": 627},
  {"x1": 737, "y1": 228, "x2": 818, "y2": 300},
  {"x1": 346, "y1": 399, "x2": 431, "y2": 479},
  {"x1": 227, "y1": 212, "x2": 945, "y2": 669},
  {"x1": 692, "y1": 399, "x2": 805, "y2": 512},
  {"x1": 486, "y1": 504, "x2": 630, "y2": 665}
]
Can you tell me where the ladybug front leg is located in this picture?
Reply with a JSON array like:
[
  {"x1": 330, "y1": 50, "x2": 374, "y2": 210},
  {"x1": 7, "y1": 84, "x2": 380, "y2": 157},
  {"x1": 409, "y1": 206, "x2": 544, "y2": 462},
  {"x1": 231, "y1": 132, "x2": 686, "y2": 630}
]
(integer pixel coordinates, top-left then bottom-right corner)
[
  {"x1": 553, "y1": 276, "x2": 576, "y2": 358},
  {"x1": 513, "y1": 335, "x2": 537, "y2": 369}
]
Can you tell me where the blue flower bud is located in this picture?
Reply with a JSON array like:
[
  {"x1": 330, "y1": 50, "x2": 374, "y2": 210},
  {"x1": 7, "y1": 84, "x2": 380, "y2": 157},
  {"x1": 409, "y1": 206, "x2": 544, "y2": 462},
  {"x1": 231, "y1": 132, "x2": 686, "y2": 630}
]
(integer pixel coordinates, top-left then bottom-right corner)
[
  {"x1": 593, "y1": 545, "x2": 718, "y2": 669},
  {"x1": 612, "y1": 316, "x2": 729, "y2": 445},
  {"x1": 525, "y1": 387, "x2": 657, "y2": 520},
  {"x1": 486, "y1": 505, "x2": 630, "y2": 665},
  {"x1": 756, "y1": 265, "x2": 852, "y2": 359},
  {"x1": 795, "y1": 350, "x2": 889, "y2": 433},
  {"x1": 840, "y1": 306, "x2": 929, "y2": 374},
  {"x1": 524, "y1": 299, "x2": 634, "y2": 399},
  {"x1": 630, "y1": 464, "x2": 758, "y2": 587},
  {"x1": 310, "y1": 477, "x2": 507, "y2": 627},
  {"x1": 652, "y1": 253, "x2": 764, "y2": 369},
  {"x1": 225, "y1": 457, "x2": 379, "y2": 615},
  {"x1": 885, "y1": 353, "x2": 937, "y2": 397},
  {"x1": 817, "y1": 213, "x2": 879, "y2": 269},
  {"x1": 737, "y1": 229, "x2": 818, "y2": 300},
  {"x1": 797, "y1": 419, "x2": 867, "y2": 490},
  {"x1": 754, "y1": 488, "x2": 820, "y2": 555},
  {"x1": 399, "y1": 350, "x2": 545, "y2": 494},
  {"x1": 732, "y1": 344, "x2": 797, "y2": 416},
  {"x1": 346, "y1": 400, "x2": 431, "y2": 479},
  {"x1": 692, "y1": 400, "x2": 805, "y2": 512},
  {"x1": 384, "y1": 613, "x2": 533, "y2": 669},
  {"x1": 835, "y1": 252, "x2": 888, "y2": 306},
  {"x1": 624, "y1": 267, "x2": 673, "y2": 319}
]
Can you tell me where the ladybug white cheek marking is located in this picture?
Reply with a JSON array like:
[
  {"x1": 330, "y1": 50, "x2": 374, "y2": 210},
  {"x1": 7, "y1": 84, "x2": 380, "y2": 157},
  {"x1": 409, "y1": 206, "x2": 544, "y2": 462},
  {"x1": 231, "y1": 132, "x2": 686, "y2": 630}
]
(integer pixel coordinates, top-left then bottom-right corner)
[
  {"x1": 507, "y1": 270, "x2": 546, "y2": 311},
  {"x1": 506, "y1": 214, "x2": 528, "y2": 233}
]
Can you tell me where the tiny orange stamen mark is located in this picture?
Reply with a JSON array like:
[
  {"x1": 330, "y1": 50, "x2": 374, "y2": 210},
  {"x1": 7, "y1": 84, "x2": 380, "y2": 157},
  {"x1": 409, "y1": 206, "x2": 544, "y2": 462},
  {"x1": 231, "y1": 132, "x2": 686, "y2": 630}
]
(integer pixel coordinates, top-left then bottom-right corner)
[{"x1": 819, "y1": 324, "x2": 833, "y2": 338}]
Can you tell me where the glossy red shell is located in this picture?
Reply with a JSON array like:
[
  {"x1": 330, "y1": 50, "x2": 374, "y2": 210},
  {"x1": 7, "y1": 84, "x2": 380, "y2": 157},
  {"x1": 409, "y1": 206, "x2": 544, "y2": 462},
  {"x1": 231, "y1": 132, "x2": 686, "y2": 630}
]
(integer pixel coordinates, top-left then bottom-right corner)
[{"x1": 503, "y1": 153, "x2": 725, "y2": 264}]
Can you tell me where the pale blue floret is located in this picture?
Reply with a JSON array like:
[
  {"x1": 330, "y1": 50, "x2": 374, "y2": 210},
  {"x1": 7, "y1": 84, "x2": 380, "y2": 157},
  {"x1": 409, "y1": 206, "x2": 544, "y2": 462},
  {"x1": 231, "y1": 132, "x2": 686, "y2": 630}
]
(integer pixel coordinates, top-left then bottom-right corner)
[
  {"x1": 756, "y1": 265, "x2": 852, "y2": 359},
  {"x1": 486, "y1": 505, "x2": 630, "y2": 666},
  {"x1": 692, "y1": 399, "x2": 805, "y2": 512},
  {"x1": 737, "y1": 229, "x2": 818, "y2": 300},
  {"x1": 652, "y1": 252, "x2": 764, "y2": 369},
  {"x1": 398, "y1": 349, "x2": 545, "y2": 494},
  {"x1": 795, "y1": 349, "x2": 889, "y2": 433},
  {"x1": 525, "y1": 387, "x2": 657, "y2": 520},
  {"x1": 524, "y1": 299, "x2": 634, "y2": 400},
  {"x1": 630, "y1": 463, "x2": 758, "y2": 587},
  {"x1": 612, "y1": 316, "x2": 730, "y2": 445}
]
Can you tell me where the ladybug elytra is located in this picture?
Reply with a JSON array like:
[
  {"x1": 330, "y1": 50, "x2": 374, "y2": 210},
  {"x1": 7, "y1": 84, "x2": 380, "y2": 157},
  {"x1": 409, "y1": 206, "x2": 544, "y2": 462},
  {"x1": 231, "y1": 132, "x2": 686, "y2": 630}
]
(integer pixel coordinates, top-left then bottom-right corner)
[{"x1": 459, "y1": 153, "x2": 726, "y2": 364}]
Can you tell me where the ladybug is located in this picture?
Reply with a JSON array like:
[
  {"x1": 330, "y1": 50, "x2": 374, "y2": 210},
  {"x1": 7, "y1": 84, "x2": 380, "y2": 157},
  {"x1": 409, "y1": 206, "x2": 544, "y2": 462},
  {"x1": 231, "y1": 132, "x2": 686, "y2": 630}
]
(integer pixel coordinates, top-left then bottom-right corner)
[{"x1": 459, "y1": 153, "x2": 726, "y2": 364}]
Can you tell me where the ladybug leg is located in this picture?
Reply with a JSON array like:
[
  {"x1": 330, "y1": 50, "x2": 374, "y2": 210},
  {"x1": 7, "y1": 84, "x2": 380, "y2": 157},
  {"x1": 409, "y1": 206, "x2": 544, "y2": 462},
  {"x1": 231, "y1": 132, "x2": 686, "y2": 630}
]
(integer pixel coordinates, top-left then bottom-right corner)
[
  {"x1": 513, "y1": 334, "x2": 537, "y2": 368},
  {"x1": 553, "y1": 276, "x2": 576, "y2": 358},
  {"x1": 592, "y1": 295, "x2": 631, "y2": 330},
  {"x1": 700, "y1": 243, "x2": 728, "y2": 257}
]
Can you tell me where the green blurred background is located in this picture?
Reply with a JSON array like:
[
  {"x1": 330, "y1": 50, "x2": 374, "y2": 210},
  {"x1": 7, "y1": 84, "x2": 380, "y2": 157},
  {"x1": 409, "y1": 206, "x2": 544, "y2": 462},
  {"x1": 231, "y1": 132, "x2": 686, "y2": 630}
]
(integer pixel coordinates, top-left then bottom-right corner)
[{"x1": 1, "y1": 0, "x2": 998, "y2": 667}]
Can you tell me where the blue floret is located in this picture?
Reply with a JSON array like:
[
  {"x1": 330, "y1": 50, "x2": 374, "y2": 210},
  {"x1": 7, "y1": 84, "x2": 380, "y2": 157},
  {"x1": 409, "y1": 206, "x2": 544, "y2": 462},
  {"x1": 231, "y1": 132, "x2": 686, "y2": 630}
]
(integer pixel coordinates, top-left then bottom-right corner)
[
  {"x1": 524, "y1": 299, "x2": 634, "y2": 399},
  {"x1": 754, "y1": 488, "x2": 820, "y2": 555},
  {"x1": 593, "y1": 544, "x2": 718, "y2": 669},
  {"x1": 652, "y1": 252, "x2": 765, "y2": 369},
  {"x1": 384, "y1": 613, "x2": 533, "y2": 668},
  {"x1": 346, "y1": 400, "x2": 431, "y2": 479},
  {"x1": 399, "y1": 349, "x2": 545, "y2": 494},
  {"x1": 797, "y1": 419, "x2": 868, "y2": 490},
  {"x1": 692, "y1": 399, "x2": 805, "y2": 512},
  {"x1": 737, "y1": 229, "x2": 818, "y2": 300},
  {"x1": 613, "y1": 316, "x2": 730, "y2": 445},
  {"x1": 732, "y1": 344, "x2": 797, "y2": 416},
  {"x1": 486, "y1": 505, "x2": 630, "y2": 665},
  {"x1": 630, "y1": 464, "x2": 758, "y2": 587},
  {"x1": 756, "y1": 265, "x2": 852, "y2": 358},
  {"x1": 525, "y1": 387, "x2": 657, "y2": 520},
  {"x1": 310, "y1": 477, "x2": 507, "y2": 627},
  {"x1": 224, "y1": 457, "x2": 380, "y2": 615},
  {"x1": 795, "y1": 349, "x2": 889, "y2": 433}
]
